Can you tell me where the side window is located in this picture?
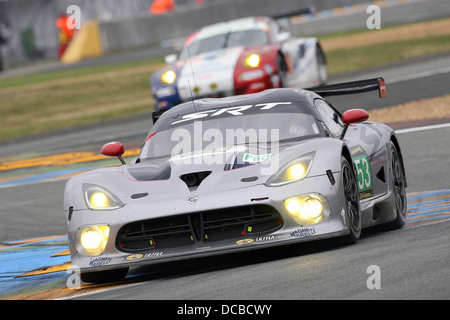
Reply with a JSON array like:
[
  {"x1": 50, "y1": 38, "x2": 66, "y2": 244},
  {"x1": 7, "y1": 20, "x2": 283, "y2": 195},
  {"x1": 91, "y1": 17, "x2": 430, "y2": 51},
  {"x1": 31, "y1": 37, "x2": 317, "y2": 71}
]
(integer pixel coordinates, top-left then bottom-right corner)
[{"x1": 314, "y1": 99, "x2": 344, "y2": 137}]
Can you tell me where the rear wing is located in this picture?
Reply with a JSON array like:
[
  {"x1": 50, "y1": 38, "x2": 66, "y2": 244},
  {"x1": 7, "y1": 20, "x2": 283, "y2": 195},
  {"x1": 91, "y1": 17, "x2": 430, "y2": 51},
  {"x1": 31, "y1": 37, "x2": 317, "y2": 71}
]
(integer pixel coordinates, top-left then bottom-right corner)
[
  {"x1": 306, "y1": 77, "x2": 387, "y2": 99},
  {"x1": 272, "y1": 7, "x2": 316, "y2": 32},
  {"x1": 272, "y1": 7, "x2": 316, "y2": 19}
]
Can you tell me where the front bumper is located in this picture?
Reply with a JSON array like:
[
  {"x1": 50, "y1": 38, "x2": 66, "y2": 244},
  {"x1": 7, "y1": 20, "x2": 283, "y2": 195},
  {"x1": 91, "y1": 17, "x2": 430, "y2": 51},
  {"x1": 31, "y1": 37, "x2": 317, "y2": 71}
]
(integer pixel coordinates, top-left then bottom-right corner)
[{"x1": 67, "y1": 174, "x2": 349, "y2": 273}]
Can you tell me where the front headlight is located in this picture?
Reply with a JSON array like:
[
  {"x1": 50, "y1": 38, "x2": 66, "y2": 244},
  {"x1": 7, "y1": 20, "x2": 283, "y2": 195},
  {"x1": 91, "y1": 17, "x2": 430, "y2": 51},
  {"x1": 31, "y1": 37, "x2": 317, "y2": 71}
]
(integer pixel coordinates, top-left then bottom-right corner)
[
  {"x1": 76, "y1": 225, "x2": 110, "y2": 256},
  {"x1": 266, "y1": 152, "x2": 315, "y2": 186},
  {"x1": 284, "y1": 194, "x2": 330, "y2": 225},
  {"x1": 245, "y1": 53, "x2": 260, "y2": 68},
  {"x1": 83, "y1": 184, "x2": 124, "y2": 210},
  {"x1": 161, "y1": 70, "x2": 176, "y2": 84}
]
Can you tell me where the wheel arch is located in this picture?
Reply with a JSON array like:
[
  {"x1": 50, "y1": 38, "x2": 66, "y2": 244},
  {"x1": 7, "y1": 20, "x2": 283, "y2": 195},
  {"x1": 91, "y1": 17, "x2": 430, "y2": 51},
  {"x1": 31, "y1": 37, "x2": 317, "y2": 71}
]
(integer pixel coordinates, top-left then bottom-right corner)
[
  {"x1": 390, "y1": 133, "x2": 407, "y2": 188},
  {"x1": 277, "y1": 50, "x2": 288, "y2": 73},
  {"x1": 341, "y1": 144, "x2": 353, "y2": 170},
  {"x1": 315, "y1": 41, "x2": 327, "y2": 65}
]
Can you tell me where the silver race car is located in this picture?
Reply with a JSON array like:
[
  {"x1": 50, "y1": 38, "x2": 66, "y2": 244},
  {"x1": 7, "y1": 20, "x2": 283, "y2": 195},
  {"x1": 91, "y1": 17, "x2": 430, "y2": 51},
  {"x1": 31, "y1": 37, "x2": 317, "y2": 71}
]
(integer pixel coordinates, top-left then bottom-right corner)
[{"x1": 64, "y1": 78, "x2": 407, "y2": 283}]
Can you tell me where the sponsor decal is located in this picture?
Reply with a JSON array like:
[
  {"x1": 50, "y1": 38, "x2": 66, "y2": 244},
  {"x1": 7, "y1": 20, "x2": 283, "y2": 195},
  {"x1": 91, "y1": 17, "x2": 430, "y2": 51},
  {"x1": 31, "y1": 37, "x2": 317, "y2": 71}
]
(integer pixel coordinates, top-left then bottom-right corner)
[
  {"x1": 145, "y1": 252, "x2": 163, "y2": 258},
  {"x1": 126, "y1": 254, "x2": 143, "y2": 261},
  {"x1": 236, "y1": 239, "x2": 254, "y2": 245},
  {"x1": 254, "y1": 235, "x2": 275, "y2": 242},
  {"x1": 89, "y1": 257, "x2": 112, "y2": 267},
  {"x1": 290, "y1": 227, "x2": 316, "y2": 238},
  {"x1": 171, "y1": 102, "x2": 292, "y2": 125},
  {"x1": 239, "y1": 70, "x2": 264, "y2": 81},
  {"x1": 242, "y1": 153, "x2": 271, "y2": 163},
  {"x1": 353, "y1": 155, "x2": 373, "y2": 199}
]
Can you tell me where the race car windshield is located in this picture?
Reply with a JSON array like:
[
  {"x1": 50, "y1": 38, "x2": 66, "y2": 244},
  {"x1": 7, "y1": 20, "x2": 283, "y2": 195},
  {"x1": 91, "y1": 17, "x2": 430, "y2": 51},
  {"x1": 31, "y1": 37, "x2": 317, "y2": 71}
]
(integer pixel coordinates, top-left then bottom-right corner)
[
  {"x1": 140, "y1": 109, "x2": 322, "y2": 161},
  {"x1": 179, "y1": 29, "x2": 269, "y2": 59}
]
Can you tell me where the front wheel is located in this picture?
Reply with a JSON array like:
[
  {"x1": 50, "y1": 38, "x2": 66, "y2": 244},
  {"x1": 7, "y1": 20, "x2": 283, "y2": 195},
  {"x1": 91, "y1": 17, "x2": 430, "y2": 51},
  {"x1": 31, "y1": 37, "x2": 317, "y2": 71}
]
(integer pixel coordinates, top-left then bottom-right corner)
[
  {"x1": 341, "y1": 156, "x2": 361, "y2": 244},
  {"x1": 383, "y1": 141, "x2": 407, "y2": 230}
]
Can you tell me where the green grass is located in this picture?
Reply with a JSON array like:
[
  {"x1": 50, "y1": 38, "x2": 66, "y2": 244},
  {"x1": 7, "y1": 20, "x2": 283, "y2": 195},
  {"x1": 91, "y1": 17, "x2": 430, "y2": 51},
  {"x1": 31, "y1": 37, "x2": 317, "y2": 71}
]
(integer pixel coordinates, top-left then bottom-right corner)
[
  {"x1": 0, "y1": 57, "x2": 164, "y2": 90},
  {"x1": 325, "y1": 34, "x2": 450, "y2": 75},
  {"x1": 0, "y1": 58, "x2": 165, "y2": 141}
]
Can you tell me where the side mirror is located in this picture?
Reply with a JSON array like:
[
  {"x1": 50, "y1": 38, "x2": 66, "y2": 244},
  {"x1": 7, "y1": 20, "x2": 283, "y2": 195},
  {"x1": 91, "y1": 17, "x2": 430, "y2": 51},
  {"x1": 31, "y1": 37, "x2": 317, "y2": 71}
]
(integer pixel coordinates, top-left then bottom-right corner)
[
  {"x1": 101, "y1": 141, "x2": 126, "y2": 165},
  {"x1": 164, "y1": 53, "x2": 177, "y2": 65},
  {"x1": 342, "y1": 109, "x2": 369, "y2": 125}
]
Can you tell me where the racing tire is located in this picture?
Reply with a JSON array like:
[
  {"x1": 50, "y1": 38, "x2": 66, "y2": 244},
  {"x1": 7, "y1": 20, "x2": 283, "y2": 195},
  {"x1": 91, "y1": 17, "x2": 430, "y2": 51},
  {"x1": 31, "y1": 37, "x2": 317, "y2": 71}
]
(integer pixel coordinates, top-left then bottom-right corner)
[
  {"x1": 80, "y1": 267, "x2": 129, "y2": 284},
  {"x1": 383, "y1": 141, "x2": 407, "y2": 230},
  {"x1": 341, "y1": 156, "x2": 361, "y2": 244}
]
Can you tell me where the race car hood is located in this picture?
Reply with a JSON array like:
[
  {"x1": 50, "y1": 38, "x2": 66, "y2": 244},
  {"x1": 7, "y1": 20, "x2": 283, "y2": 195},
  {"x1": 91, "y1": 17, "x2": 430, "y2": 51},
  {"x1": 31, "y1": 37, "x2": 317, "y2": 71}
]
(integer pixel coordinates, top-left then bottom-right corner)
[
  {"x1": 125, "y1": 144, "x2": 272, "y2": 183},
  {"x1": 177, "y1": 46, "x2": 244, "y2": 100},
  {"x1": 122, "y1": 137, "x2": 343, "y2": 189},
  {"x1": 64, "y1": 137, "x2": 345, "y2": 212}
]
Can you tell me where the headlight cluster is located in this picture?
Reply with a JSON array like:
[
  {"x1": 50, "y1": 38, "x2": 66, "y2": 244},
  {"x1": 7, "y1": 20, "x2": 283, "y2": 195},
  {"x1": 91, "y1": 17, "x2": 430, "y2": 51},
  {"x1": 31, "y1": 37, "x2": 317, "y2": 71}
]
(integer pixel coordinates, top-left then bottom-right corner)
[
  {"x1": 284, "y1": 194, "x2": 330, "y2": 225},
  {"x1": 266, "y1": 152, "x2": 314, "y2": 186},
  {"x1": 75, "y1": 184, "x2": 123, "y2": 256},
  {"x1": 245, "y1": 53, "x2": 260, "y2": 68},
  {"x1": 161, "y1": 70, "x2": 176, "y2": 84},
  {"x1": 266, "y1": 152, "x2": 328, "y2": 225},
  {"x1": 76, "y1": 225, "x2": 110, "y2": 256},
  {"x1": 83, "y1": 184, "x2": 124, "y2": 210}
]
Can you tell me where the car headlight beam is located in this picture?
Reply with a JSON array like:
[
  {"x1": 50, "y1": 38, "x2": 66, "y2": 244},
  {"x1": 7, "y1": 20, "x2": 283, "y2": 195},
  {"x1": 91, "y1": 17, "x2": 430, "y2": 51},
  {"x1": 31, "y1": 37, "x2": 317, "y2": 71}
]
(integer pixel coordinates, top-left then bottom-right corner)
[
  {"x1": 90, "y1": 192, "x2": 109, "y2": 208},
  {"x1": 284, "y1": 194, "x2": 329, "y2": 226},
  {"x1": 287, "y1": 163, "x2": 306, "y2": 180},
  {"x1": 83, "y1": 184, "x2": 124, "y2": 210},
  {"x1": 76, "y1": 225, "x2": 110, "y2": 256},
  {"x1": 161, "y1": 70, "x2": 176, "y2": 84},
  {"x1": 300, "y1": 198, "x2": 323, "y2": 220},
  {"x1": 266, "y1": 152, "x2": 315, "y2": 186},
  {"x1": 245, "y1": 54, "x2": 260, "y2": 68},
  {"x1": 285, "y1": 197, "x2": 301, "y2": 215}
]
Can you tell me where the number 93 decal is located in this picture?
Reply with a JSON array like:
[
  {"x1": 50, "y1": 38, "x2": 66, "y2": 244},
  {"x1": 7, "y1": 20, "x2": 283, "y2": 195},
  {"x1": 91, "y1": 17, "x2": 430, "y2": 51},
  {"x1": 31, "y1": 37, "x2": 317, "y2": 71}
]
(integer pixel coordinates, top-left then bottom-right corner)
[{"x1": 353, "y1": 155, "x2": 373, "y2": 199}]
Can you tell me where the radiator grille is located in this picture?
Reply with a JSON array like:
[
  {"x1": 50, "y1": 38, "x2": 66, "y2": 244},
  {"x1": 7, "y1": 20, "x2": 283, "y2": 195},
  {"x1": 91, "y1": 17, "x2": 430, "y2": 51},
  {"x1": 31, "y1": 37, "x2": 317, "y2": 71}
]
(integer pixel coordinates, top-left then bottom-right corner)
[{"x1": 116, "y1": 205, "x2": 283, "y2": 252}]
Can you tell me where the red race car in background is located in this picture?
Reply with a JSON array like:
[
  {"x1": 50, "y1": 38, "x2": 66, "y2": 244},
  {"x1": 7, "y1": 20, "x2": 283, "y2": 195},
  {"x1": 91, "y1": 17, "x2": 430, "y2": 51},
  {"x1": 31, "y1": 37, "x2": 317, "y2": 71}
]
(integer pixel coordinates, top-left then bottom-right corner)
[{"x1": 150, "y1": 16, "x2": 327, "y2": 122}]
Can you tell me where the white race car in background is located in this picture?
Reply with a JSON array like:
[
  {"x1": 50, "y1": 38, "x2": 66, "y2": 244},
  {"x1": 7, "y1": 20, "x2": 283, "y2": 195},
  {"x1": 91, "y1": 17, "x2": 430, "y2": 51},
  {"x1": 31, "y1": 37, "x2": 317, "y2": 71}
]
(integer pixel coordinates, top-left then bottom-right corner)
[{"x1": 151, "y1": 16, "x2": 327, "y2": 121}]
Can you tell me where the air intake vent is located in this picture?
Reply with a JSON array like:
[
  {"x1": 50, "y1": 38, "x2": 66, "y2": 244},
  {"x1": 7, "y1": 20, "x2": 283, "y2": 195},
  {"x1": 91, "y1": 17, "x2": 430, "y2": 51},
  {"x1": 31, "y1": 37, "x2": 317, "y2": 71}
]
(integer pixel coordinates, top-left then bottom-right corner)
[
  {"x1": 376, "y1": 167, "x2": 386, "y2": 183},
  {"x1": 116, "y1": 205, "x2": 283, "y2": 252},
  {"x1": 180, "y1": 171, "x2": 211, "y2": 188}
]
